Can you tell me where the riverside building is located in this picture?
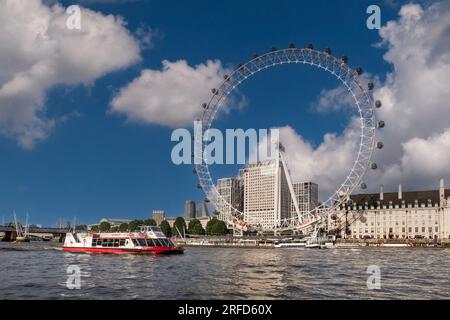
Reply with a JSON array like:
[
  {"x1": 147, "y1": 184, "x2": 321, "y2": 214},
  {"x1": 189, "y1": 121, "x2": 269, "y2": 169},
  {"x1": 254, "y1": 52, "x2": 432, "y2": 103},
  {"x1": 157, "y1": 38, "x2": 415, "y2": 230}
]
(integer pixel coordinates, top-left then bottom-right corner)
[
  {"x1": 327, "y1": 179, "x2": 450, "y2": 240},
  {"x1": 242, "y1": 159, "x2": 291, "y2": 229}
]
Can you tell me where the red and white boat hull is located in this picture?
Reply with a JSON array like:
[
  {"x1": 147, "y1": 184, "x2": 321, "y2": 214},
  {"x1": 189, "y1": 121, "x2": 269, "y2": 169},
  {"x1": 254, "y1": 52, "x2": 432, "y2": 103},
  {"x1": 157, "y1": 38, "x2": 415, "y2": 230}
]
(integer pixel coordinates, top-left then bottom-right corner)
[{"x1": 63, "y1": 226, "x2": 184, "y2": 255}]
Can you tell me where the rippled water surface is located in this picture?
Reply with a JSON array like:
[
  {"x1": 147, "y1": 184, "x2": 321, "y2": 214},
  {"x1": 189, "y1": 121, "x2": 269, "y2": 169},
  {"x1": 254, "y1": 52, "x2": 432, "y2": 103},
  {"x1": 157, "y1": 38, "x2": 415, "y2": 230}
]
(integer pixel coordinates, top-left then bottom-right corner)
[{"x1": 1, "y1": 242, "x2": 449, "y2": 299}]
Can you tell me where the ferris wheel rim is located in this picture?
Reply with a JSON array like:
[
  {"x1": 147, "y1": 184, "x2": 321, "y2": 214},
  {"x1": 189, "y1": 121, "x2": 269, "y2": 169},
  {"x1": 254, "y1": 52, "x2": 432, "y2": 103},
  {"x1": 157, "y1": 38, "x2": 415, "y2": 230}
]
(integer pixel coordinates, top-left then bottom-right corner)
[{"x1": 195, "y1": 47, "x2": 378, "y2": 232}]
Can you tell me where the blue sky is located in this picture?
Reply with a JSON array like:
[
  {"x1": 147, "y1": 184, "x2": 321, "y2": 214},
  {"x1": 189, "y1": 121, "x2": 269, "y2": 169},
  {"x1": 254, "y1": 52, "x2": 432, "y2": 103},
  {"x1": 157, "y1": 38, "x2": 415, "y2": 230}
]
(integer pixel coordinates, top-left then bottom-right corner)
[{"x1": 2, "y1": 0, "x2": 448, "y2": 226}]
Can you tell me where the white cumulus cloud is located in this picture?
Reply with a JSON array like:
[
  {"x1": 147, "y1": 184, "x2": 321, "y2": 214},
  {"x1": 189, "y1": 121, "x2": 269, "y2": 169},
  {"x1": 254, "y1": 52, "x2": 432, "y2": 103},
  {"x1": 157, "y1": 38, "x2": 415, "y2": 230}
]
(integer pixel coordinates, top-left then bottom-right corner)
[
  {"x1": 0, "y1": 0, "x2": 141, "y2": 148},
  {"x1": 110, "y1": 59, "x2": 233, "y2": 127}
]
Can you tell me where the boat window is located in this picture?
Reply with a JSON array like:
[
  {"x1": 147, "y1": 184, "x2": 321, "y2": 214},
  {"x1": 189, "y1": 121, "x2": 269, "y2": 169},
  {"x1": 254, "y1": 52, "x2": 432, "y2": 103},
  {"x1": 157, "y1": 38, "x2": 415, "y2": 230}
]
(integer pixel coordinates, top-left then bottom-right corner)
[
  {"x1": 167, "y1": 239, "x2": 175, "y2": 247},
  {"x1": 160, "y1": 239, "x2": 169, "y2": 247},
  {"x1": 146, "y1": 239, "x2": 156, "y2": 246},
  {"x1": 153, "y1": 239, "x2": 163, "y2": 246},
  {"x1": 119, "y1": 240, "x2": 125, "y2": 247},
  {"x1": 114, "y1": 240, "x2": 120, "y2": 247},
  {"x1": 132, "y1": 239, "x2": 139, "y2": 246},
  {"x1": 138, "y1": 239, "x2": 147, "y2": 246}
]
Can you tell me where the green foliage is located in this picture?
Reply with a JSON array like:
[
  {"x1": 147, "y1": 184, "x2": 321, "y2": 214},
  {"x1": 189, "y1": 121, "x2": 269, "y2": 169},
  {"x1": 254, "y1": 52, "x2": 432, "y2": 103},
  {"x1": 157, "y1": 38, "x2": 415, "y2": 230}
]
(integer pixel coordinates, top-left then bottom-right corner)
[
  {"x1": 90, "y1": 225, "x2": 99, "y2": 232},
  {"x1": 110, "y1": 226, "x2": 119, "y2": 232},
  {"x1": 206, "y1": 218, "x2": 228, "y2": 235},
  {"x1": 173, "y1": 217, "x2": 187, "y2": 237},
  {"x1": 143, "y1": 219, "x2": 157, "y2": 226},
  {"x1": 128, "y1": 220, "x2": 144, "y2": 231},
  {"x1": 211, "y1": 220, "x2": 227, "y2": 235},
  {"x1": 188, "y1": 219, "x2": 205, "y2": 235},
  {"x1": 75, "y1": 224, "x2": 87, "y2": 231},
  {"x1": 159, "y1": 220, "x2": 172, "y2": 237},
  {"x1": 118, "y1": 223, "x2": 129, "y2": 232},
  {"x1": 98, "y1": 221, "x2": 111, "y2": 232}
]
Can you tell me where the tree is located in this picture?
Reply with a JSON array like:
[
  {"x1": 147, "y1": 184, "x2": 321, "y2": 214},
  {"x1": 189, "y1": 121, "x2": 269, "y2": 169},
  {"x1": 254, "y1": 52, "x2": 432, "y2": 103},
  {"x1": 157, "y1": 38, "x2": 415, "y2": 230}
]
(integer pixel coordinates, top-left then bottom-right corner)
[
  {"x1": 188, "y1": 219, "x2": 205, "y2": 235},
  {"x1": 173, "y1": 217, "x2": 187, "y2": 237},
  {"x1": 159, "y1": 220, "x2": 172, "y2": 237},
  {"x1": 143, "y1": 219, "x2": 157, "y2": 226},
  {"x1": 75, "y1": 224, "x2": 87, "y2": 232},
  {"x1": 98, "y1": 221, "x2": 111, "y2": 232},
  {"x1": 90, "y1": 225, "x2": 99, "y2": 232},
  {"x1": 206, "y1": 218, "x2": 228, "y2": 235},
  {"x1": 118, "y1": 223, "x2": 129, "y2": 232},
  {"x1": 110, "y1": 226, "x2": 119, "y2": 233},
  {"x1": 211, "y1": 220, "x2": 227, "y2": 235},
  {"x1": 128, "y1": 220, "x2": 144, "y2": 232}
]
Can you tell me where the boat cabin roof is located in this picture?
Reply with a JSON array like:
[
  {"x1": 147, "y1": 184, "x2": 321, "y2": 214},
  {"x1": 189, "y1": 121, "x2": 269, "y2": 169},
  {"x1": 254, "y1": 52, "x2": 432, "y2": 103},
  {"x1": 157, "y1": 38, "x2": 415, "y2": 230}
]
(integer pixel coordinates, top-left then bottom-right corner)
[{"x1": 135, "y1": 225, "x2": 163, "y2": 233}]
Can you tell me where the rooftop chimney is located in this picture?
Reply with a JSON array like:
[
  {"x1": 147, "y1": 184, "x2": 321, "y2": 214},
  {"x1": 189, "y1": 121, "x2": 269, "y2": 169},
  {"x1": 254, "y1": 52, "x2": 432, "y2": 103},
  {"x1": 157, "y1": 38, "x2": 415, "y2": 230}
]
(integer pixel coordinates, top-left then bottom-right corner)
[
  {"x1": 380, "y1": 185, "x2": 384, "y2": 201},
  {"x1": 398, "y1": 184, "x2": 402, "y2": 200}
]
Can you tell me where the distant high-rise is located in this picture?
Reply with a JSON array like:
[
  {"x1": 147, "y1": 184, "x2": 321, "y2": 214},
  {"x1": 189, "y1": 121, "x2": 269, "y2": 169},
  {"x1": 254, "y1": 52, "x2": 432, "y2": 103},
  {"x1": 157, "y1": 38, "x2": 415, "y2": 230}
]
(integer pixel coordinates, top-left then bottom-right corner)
[
  {"x1": 152, "y1": 210, "x2": 165, "y2": 226},
  {"x1": 197, "y1": 200, "x2": 210, "y2": 218},
  {"x1": 217, "y1": 177, "x2": 243, "y2": 224},
  {"x1": 184, "y1": 200, "x2": 196, "y2": 220},
  {"x1": 291, "y1": 182, "x2": 319, "y2": 218}
]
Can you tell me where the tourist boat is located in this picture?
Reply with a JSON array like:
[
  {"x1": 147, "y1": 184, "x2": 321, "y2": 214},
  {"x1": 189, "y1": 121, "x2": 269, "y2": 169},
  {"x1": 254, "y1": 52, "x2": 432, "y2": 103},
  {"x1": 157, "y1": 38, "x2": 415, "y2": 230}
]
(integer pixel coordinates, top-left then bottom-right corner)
[
  {"x1": 274, "y1": 241, "x2": 306, "y2": 248},
  {"x1": 63, "y1": 226, "x2": 184, "y2": 255}
]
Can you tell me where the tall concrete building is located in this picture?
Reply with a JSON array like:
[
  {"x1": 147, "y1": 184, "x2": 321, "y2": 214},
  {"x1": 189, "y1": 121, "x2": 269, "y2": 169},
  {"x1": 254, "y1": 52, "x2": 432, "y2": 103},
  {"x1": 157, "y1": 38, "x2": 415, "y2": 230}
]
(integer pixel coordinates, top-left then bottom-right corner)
[
  {"x1": 184, "y1": 200, "x2": 196, "y2": 220},
  {"x1": 152, "y1": 210, "x2": 165, "y2": 226},
  {"x1": 243, "y1": 159, "x2": 291, "y2": 229},
  {"x1": 197, "y1": 200, "x2": 210, "y2": 218},
  {"x1": 327, "y1": 179, "x2": 450, "y2": 240},
  {"x1": 217, "y1": 177, "x2": 243, "y2": 224},
  {"x1": 291, "y1": 182, "x2": 319, "y2": 218}
]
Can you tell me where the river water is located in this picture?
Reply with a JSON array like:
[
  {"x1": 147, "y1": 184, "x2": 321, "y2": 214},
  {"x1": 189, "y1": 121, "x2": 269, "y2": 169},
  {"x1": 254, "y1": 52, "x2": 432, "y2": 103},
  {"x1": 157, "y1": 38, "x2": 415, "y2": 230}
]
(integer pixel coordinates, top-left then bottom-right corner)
[{"x1": 1, "y1": 242, "x2": 449, "y2": 299}]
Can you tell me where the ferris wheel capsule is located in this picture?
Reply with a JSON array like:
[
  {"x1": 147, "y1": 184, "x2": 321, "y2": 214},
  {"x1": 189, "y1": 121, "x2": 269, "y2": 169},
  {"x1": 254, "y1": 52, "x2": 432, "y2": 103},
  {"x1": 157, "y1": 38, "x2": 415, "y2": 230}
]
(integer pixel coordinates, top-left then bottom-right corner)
[
  {"x1": 288, "y1": 43, "x2": 296, "y2": 49},
  {"x1": 377, "y1": 142, "x2": 384, "y2": 149},
  {"x1": 307, "y1": 43, "x2": 314, "y2": 49},
  {"x1": 356, "y1": 67, "x2": 364, "y2": 75},
  {"x1": 341, "y1": 55, "x2": 348, "y2": 64},
  {"x1": 202, "y1": 103, "x2": 207, "y2": 109},
  {"x1": 211, "y1": 88, "x2": 218, "y2": 94},
  {"x1": 368, "y1": 82, "x2": 374, "y2": 90},
  {"x1": 378, "y1": 120, "x2": 385, "y2": 128},
  {"x1": 324, "y1": 47, "x2": 332, "y2": 55},
  {"x1": 375, "y1": 100, "x2": 382, "y2": 108},
  {"x1": 361, "y1": 182, "x2": 368, "y2": 190},
  {"x1": 371, "y1": 163, "x2": 378, "y2": 170},
  {"x1": 270, "y1": 47, "x2": 277, "y2": 52}
]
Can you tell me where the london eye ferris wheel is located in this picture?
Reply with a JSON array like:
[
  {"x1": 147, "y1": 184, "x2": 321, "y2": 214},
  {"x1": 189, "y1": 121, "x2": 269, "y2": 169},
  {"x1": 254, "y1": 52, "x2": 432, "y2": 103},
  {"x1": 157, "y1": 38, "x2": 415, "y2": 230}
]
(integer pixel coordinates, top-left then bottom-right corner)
[{"x1": 194, "y1": 43, "x2": 385, "y2": 233}]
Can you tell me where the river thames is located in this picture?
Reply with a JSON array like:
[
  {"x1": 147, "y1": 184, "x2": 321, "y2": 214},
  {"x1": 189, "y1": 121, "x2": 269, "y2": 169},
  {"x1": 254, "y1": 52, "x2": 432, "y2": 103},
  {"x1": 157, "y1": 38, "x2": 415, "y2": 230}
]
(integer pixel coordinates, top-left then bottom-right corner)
[{"x1": 1, "y1": 242, "x2": 449, "y2": 299}]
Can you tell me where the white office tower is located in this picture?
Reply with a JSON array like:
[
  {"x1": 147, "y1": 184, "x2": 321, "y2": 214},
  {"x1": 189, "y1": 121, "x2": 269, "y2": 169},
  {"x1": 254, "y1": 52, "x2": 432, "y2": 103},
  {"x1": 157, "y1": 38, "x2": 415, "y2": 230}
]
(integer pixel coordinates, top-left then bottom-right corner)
[
  {"x1": 243, "y1": 148, "x2": 292, "y2": 230},
  {"x1": 291, "y1": 182, "x2": 319, "y2": 217}
]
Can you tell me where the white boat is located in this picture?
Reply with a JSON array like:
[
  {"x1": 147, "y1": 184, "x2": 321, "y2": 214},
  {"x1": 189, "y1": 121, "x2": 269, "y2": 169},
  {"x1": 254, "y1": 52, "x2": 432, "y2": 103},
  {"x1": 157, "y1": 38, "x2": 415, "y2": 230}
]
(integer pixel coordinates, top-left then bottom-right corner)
[
  {"x1": 382, "y1": 243, "x2": 411, "y2": 247},
  {"x1": 274, "y1": 242, "x2": 306, "y2": 248},
  {"x1": 323, "y1": 242, "x2": 336, "y2": 249},
  {"x1": 63, "y1": 226, "x2": 184, "y2": 255}
]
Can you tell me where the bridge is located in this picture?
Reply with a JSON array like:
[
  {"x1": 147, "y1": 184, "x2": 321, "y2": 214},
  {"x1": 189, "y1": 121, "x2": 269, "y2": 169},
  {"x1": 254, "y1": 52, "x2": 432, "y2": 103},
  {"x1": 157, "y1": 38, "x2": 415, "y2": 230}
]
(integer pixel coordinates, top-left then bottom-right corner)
[{"x1": 0, "y1": 226, "x2": 69, "y2": 242}]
